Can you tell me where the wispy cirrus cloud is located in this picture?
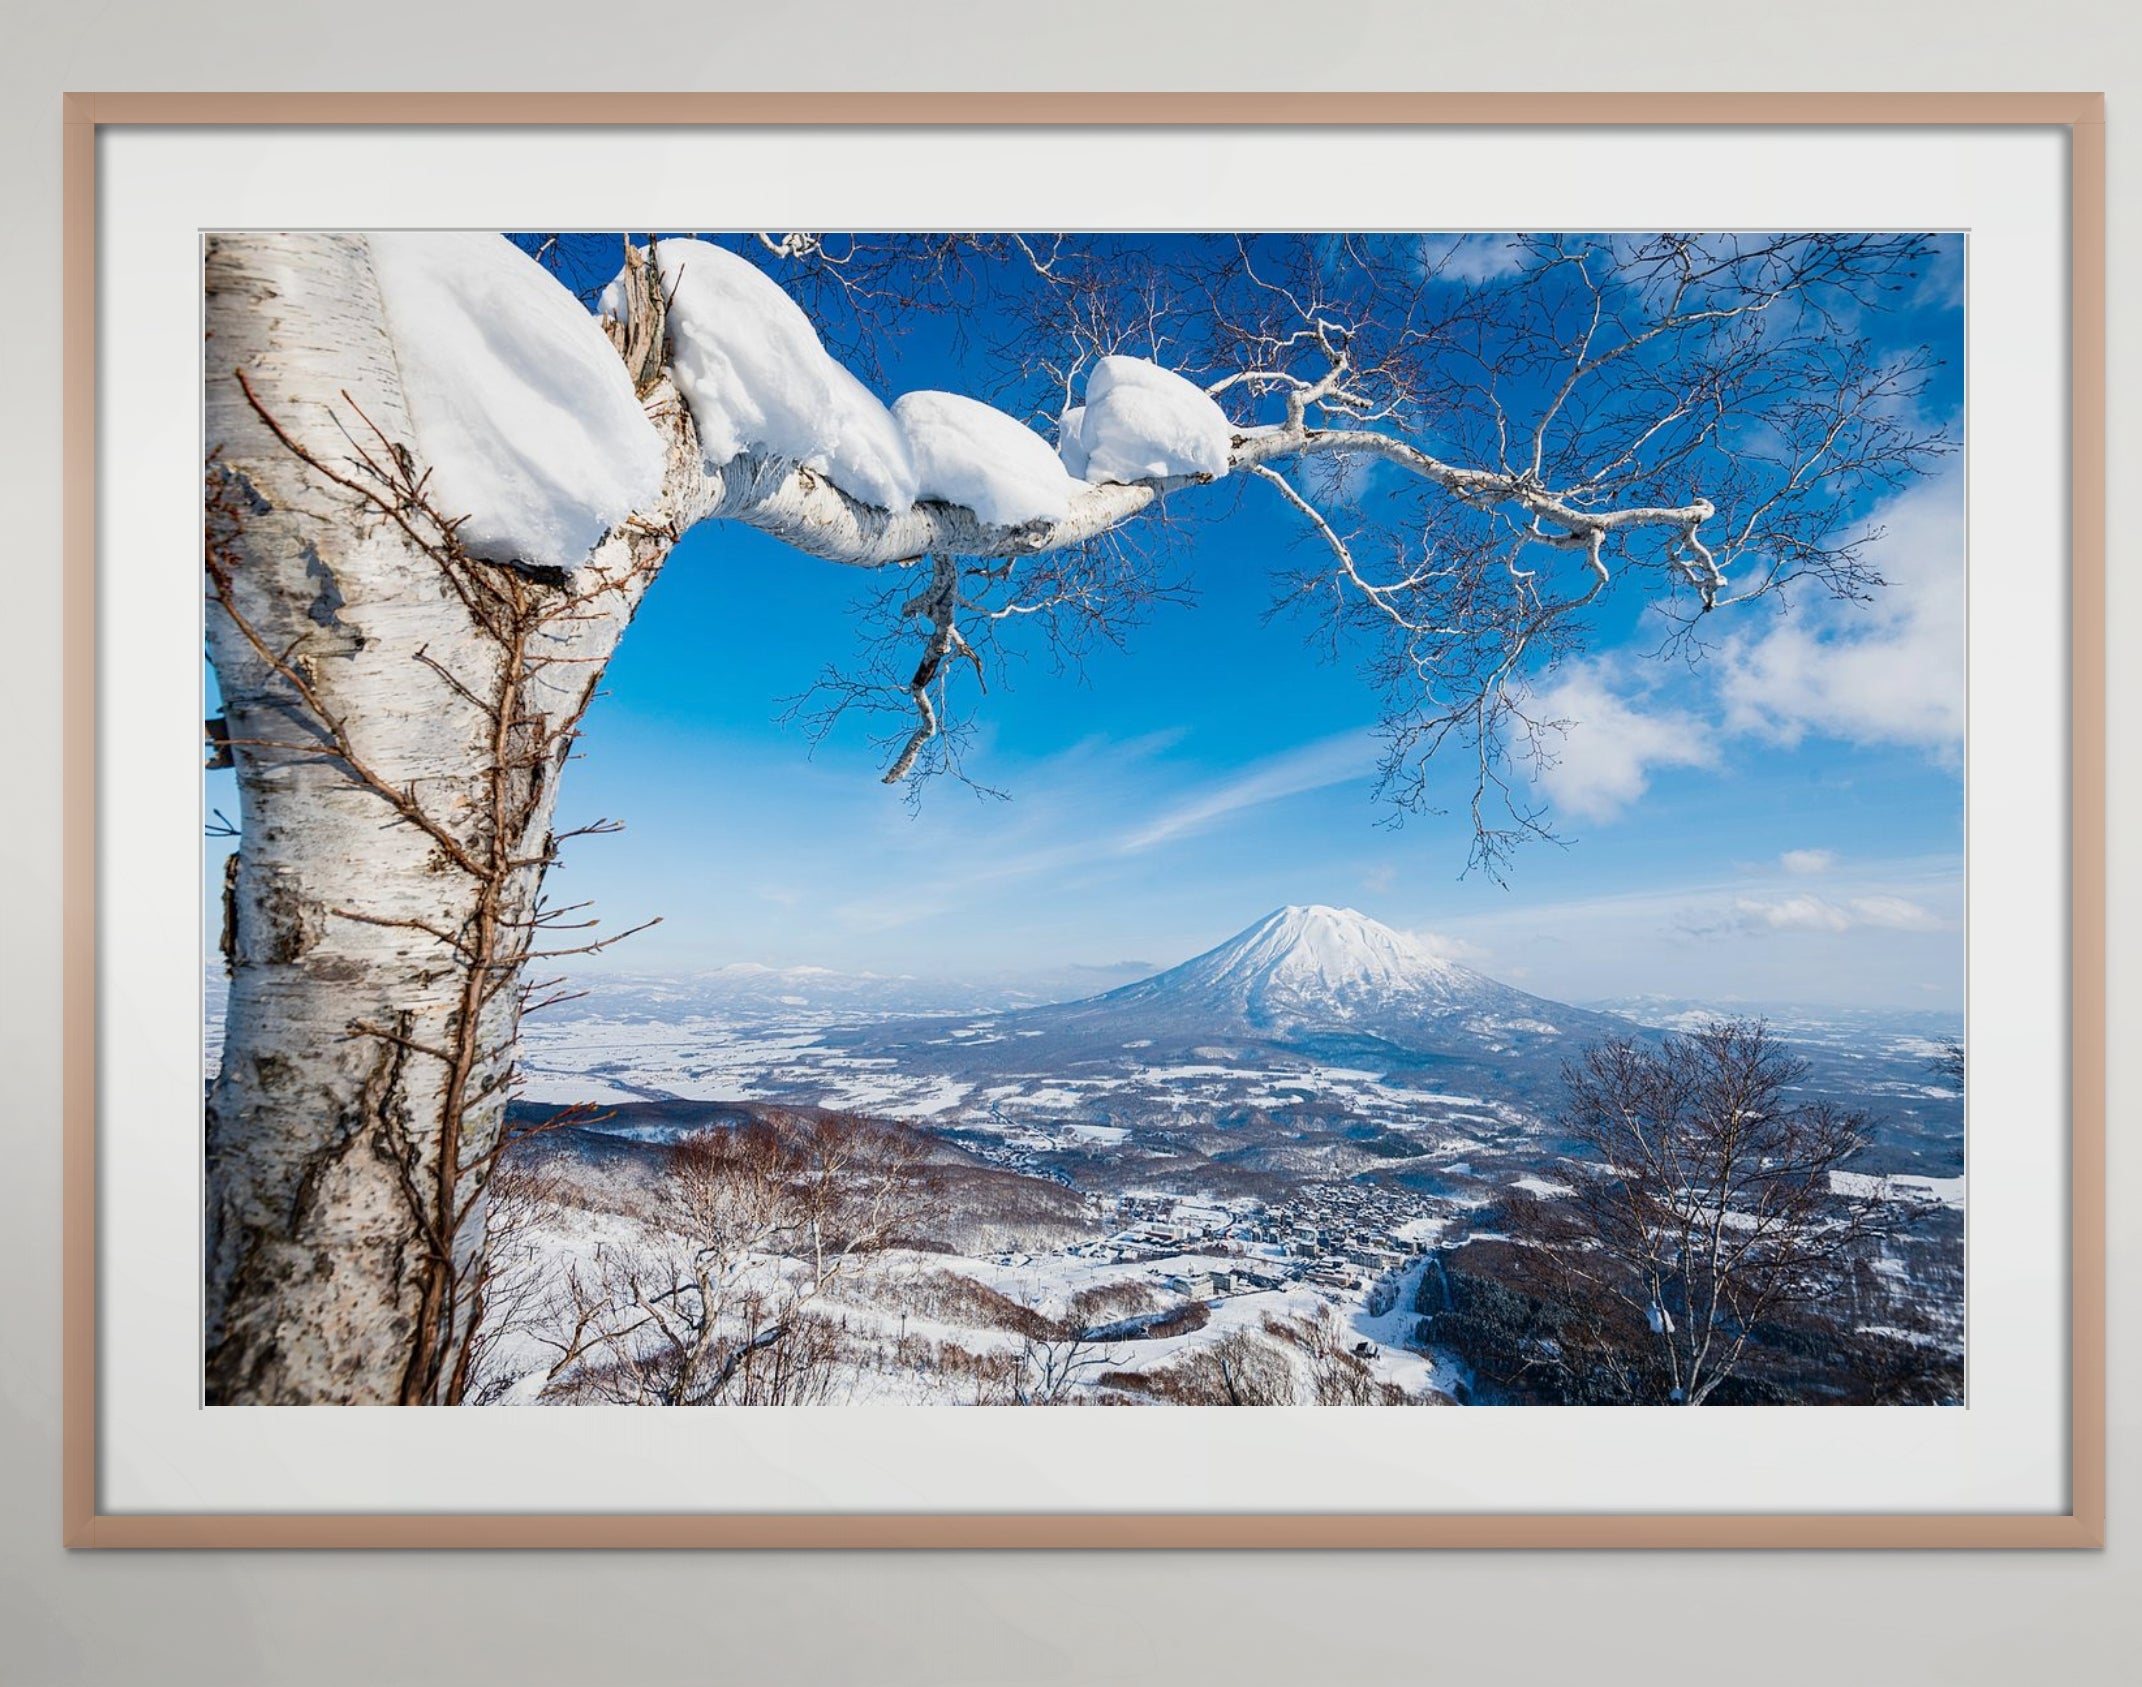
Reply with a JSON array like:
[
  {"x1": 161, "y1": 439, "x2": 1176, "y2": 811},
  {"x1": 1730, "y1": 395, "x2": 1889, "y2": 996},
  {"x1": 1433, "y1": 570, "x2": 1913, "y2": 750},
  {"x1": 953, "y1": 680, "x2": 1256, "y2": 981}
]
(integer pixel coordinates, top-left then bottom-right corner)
[
  {"x1": 824, "y1": 728, "x2": 1381, "y2": 937},
  {"x1": 1112, "y1": 730, "x2": 1379, "y2": 854}
]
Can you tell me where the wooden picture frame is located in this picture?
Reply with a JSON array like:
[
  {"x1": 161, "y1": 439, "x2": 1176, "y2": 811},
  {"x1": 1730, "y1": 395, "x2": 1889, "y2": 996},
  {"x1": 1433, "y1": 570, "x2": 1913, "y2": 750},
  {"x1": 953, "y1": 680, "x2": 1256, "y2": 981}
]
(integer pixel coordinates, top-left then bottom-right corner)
[{"x1": 63, "y1": 92, "x2": 2105, "y2": 1548}]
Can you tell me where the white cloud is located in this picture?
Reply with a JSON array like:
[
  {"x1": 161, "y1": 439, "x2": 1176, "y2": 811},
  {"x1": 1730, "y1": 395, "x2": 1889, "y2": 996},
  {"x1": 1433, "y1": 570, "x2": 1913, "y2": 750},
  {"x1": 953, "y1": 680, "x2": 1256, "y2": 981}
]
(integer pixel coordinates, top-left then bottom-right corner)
[
  {"x1": 1510, "y1": 474, "x2": 1962, "y2": 841},
  {"x1": 1417, "y1": 233, "x2": 1525, "y2": 285},
  {"x1": 1737, "y1": 894, "x2": 1855, "y2": 933},
  {"x1": 1912, "y1": 236, "x2": 1966, "y2": 312},
  {"x1": 1848, "y1": 894, "x2": 1946, "y2": 932},
  {"x1": 1716, "y1": 472, "x2": 1964, "y2": 759},
  {"x1": 1410, "y1": 855, "x2": 1962, "y2": 1009},
  {"x1": 1409, "y1": 928, "x2": 1489, "y2": 967},
  {"x1": 1528, "y1": 662, "x2": 1718, "y2": 822},
  {"x1": 1710, "y1": 892, "x2": 1945, "y2": 937},
  {"x1": 1779, "y1": 848, "x2": 1837, "y2": 876}
]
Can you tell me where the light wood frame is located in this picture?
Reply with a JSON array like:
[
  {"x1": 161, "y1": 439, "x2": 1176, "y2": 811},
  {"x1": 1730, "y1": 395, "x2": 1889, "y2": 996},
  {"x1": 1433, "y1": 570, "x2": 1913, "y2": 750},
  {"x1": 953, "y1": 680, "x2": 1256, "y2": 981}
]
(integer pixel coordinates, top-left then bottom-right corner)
[{"x1": 61, "y1": 91, "x2": 2106, "y2": 1549}]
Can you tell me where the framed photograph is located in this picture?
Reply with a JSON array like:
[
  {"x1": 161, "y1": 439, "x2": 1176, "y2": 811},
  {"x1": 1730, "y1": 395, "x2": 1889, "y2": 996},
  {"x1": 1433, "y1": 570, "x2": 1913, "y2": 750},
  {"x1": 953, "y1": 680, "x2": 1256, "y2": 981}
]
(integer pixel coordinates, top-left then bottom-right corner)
[{"x1": 65, "y1": 93, "x2": 2103, "y2": 1547}]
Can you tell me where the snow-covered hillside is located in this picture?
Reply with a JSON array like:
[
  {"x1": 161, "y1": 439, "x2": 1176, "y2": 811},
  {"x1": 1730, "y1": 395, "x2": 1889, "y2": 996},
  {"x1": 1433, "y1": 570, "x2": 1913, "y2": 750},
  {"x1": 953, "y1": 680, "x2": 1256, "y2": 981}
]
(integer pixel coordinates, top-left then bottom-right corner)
[{"x1": 389, "y1": 899, "x2": 1972, "y2": 1408}]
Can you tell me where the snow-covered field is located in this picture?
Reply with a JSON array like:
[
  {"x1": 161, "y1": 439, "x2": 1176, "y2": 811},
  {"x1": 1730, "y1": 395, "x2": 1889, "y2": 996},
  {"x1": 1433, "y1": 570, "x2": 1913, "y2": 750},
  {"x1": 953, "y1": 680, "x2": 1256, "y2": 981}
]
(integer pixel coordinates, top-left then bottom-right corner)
[
  {"x1": 513, "y1": 1014, "x2": 980, "y2": 1113},
  {"x1": 513, "y1": 1007, "x2": 1543, "y2": 1151},
  {"x1": 1830, "y1": 1169, "x2": 1968, "y2": 1210}
]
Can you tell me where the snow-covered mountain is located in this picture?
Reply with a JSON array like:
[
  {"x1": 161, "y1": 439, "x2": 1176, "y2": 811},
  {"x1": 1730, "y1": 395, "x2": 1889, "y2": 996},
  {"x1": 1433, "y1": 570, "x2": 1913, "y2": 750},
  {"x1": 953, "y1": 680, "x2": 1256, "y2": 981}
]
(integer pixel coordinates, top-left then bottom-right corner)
[
  {"x1": 731, "y1": 905, "x2": 1620, "y2": 1120},
  {"x1": 780, "y1": 904, "x2": 1640, "y2": 1119},
  {"x1": 1026, "y1": 904, "x2": 1584, "y2": 1047},
  {"x1": 1084, "y1": 905, "x2": 1506, "y2": 1028}
]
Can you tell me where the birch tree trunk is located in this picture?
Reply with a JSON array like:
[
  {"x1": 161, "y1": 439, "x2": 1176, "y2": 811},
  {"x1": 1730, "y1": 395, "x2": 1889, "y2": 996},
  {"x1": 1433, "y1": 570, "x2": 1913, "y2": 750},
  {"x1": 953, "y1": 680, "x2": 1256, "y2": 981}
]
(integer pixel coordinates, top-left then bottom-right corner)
[{"x1": 203, "y1": 233, "x2": 686, "y2": 1403}]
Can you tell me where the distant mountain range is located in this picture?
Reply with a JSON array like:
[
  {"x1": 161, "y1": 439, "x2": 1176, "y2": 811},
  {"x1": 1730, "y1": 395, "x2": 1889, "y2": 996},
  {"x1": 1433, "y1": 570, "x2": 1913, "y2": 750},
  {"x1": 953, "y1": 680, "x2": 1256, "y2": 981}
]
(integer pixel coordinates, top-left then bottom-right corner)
[
  {"x1": 495, "y1": 903, "x2": 1959, "y2": 1177},
  {"x1": 530, "y1": 957, "x2": 1157, "y2": 1021}
]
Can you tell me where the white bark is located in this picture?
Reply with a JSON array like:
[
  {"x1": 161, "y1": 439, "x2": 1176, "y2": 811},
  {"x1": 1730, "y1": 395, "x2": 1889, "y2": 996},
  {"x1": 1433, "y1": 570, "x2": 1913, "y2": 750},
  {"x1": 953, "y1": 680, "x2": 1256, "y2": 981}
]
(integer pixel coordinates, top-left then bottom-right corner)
[
  {"x1": 204, "y1": 233, "x2": 696, "y2": 1403},
  {"x1": 686, "y1": 420, "x2": 1714, "y2": 576}
]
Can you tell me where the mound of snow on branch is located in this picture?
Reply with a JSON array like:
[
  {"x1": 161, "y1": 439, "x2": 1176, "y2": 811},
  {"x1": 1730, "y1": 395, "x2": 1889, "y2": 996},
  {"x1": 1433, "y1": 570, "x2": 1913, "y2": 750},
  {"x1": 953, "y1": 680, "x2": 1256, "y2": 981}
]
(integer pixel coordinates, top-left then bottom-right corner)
[
  {"x1": 1067, "y1": 355, "x2": 1234, "y2": 485},
  {"x1": 368, "y1": 231, "x2": 667, "y2": 572},
  {"x1": 1056, "y1": 405, "x2": 1090, "y2": 480},
  {"x1": 633, "y1": 238, "x2": 919, "y2": 512},
  {"x1": 893, "y1": 390, "x2": 1083, "y2": 527}
]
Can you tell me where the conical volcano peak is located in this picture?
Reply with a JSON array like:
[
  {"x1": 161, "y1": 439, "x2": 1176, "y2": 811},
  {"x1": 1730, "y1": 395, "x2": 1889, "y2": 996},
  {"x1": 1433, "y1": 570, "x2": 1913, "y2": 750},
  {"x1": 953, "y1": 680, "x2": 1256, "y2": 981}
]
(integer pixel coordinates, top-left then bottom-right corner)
[
  {"x1": 1197, "y1": 905, "x2": 1467, "y2": 1001},
  {"x1": 941, "y1": 902, "x2": 1598, "y2": 1056},
  {"x1": 1057, "y1": 902, "x2": 1523, "y2": 1040}
]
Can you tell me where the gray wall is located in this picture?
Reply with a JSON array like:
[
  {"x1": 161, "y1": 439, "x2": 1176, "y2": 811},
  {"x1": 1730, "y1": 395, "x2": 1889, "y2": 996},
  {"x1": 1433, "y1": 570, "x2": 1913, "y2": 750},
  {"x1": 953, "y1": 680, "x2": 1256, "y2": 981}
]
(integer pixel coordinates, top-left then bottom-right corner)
[{"x1": 3, "y1": 5, "x2": 2135, "y2": 1681}]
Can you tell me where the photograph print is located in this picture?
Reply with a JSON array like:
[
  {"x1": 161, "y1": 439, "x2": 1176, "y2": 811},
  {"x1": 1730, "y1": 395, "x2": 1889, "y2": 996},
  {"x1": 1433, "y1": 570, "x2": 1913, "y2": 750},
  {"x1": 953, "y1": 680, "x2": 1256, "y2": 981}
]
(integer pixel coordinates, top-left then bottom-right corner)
[{"x1": 202, "y1": 229, "x2": 1966, "y2": 1409}]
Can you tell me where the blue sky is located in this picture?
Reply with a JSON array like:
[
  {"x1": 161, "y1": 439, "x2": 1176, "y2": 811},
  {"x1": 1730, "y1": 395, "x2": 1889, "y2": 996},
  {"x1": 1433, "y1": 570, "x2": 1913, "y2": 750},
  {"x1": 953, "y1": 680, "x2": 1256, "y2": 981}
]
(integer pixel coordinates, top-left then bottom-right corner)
[{"x1": 205, "y1": 233, "x2": 1966, "y2": 1011}]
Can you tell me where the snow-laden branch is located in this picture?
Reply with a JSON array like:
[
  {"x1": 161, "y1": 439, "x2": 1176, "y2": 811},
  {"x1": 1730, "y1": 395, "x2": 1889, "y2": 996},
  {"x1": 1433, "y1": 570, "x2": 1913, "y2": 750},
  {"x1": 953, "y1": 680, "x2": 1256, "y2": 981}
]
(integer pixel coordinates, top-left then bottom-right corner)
[
  {"x1": 607, "y1": 243, "x2": 1720, "y2": 580},
  {"x1": 680, "y1": 449, "x2": 1168, "y2": 565},
  {"x1": 670, "y1": 413, "x2": 1715, "y2": 576},
  {"x1": 376, "y1": 233, "x2": 1717, "y2": 588},
  {"x1": 365, "y1": 231, "x2": 1937, "y2": 856}
]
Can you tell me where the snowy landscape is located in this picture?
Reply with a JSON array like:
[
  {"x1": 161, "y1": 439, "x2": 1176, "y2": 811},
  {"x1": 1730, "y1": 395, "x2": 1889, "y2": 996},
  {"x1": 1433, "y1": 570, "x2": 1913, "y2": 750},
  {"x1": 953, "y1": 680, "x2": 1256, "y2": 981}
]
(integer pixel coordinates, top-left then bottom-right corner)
[
  {"x1": 433, "y1": 906, "x2": 1967, "y2": 1407},
  {"x1": 202, "y1": 229, "x2": 1966, "y2": 1407}
]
